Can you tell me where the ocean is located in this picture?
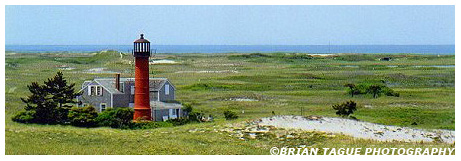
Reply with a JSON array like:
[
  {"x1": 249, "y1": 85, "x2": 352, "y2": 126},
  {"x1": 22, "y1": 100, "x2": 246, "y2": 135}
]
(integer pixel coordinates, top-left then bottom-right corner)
[{"x1": 5, "y1": 45, "x2": 455, "y2": 55}]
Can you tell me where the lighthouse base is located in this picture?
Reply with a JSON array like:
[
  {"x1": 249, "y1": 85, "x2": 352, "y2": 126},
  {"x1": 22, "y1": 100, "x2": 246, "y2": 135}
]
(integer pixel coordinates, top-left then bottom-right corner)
[{"x1": 134, "y1": 108, "x2": 152, "y2": 121}]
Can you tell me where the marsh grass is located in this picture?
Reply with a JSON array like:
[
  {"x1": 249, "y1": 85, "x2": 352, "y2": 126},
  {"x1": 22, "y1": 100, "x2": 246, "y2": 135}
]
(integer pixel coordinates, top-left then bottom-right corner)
[{"x1": 5, "y1": 51, "x2": 455, "y2": 154}]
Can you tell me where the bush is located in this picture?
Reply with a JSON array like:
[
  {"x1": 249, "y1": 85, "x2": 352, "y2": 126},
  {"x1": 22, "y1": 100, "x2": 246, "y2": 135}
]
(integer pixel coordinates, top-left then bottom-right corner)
[
  {"x1": 130, "y1": 120, "x2": 173, "y2": 129},
  {"x1": 344, "y1": 83, "x2": 360, "y2": 97},
  {"x1": 382, "y1": 87, "x2": 400, "y2": 97},
  {"x1": 344, "y1": 83, "x2": 399, "y2": 98},
  {"x1": 12, "y1": 110, "x2": 36, "y2": 123},
  {"x1": 94, "y1": 108, "x2": 116, "y2": 127},
  {"x1": 68, "y1": 106, "x2": 98, "y2": 127},
  {"x1": 113, "y1": 107, "x2": 134, "y2": 126},
  {"x1": 182, "y1": 103, "x2": 193, "y2": 116},
  {"x1": 228, "y1": 53, "x2": 271, "y2": 59},
  {"x1": 367, "y1": 84, "x2": 383, "y2": 98},
  {"x1": 180, "y1": 103, "x2": 212, "y2": 123},
  {"x1": 95, "y1": 107, "x2": 134, "y2": 128},
  {"x1": 167, "y1": 118, "x2": 190, "y2": 126},
  {"x1": 332, "y1": 100, "x2": 357, "y2": 117},
  {"x1": 336, "y1": 54, "x2": 376, "y2": 61},
  {"x1": 188, "y1": 111, "x2": 204, "y2": 122},
  {"x1": 354, "y1": 84, "x2": 369, "y2": 94},
  {"x1": 223, "y1": 110, "x2": 239, "y2": 120}
]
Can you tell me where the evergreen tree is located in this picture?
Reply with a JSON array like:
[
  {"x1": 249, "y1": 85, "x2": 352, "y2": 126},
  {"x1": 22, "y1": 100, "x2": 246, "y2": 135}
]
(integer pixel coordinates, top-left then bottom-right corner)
[
  {"x1": 44, "y1": 71, "x2": 81, "y2": 108},
  {"x1": 16, "y1": 71, "x2": 81, "y2": 124},
  {"x1": 20, "y1": 82, "x2": 58, "y2": 124},
  {"x1": 43, "y1": 71, "x2": 82, "y2": 123}
]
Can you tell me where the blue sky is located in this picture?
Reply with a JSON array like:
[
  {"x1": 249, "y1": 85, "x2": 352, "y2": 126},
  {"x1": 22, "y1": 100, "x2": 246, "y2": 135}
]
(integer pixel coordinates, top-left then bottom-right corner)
[{"x1": 5, "y1": 5, "x2": 455, "y2": 45}]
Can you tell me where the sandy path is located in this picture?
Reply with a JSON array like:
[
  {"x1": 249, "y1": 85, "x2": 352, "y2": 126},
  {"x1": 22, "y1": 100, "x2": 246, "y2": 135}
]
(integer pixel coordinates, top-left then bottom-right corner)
[{"x1": 259, "y1": 115, "x2": 455, "y2": 143}]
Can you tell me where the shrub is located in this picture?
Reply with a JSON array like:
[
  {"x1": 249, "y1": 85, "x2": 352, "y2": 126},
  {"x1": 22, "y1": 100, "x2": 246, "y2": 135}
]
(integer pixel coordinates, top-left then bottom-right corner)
[
  {"x1": 179, "y1": 103, "x2": 208, "y2": 123},
  {"x1": 228, "y1": 53, "x2": 271, "y2": 59},
  {"x1": 336, "y1": 54, "x2": 376, "y2": 61},
  {"x1": 182, "y1": 103, "x2": 193, "y2": 116},
  {"x1": 68, "y1": 106, "x2": 98, "y2": 127},
  {"x1": 332, "y1": 100, "x2": 357, "y2": 117},
  {"x1": 95, "y1": 107, "x2": 134, "y2": 128},
  {"x1": 94, "y1": 108, "x2": 116, "y2": 127},
  {"x1": 354, "y1": 83, "x2": 369, "y2": 94},
  {"x1": 223, "y1": 110, "x2": 239, "y2": 120},
  {"x1": 12, "y1": 110, "x2": 36, "y2": 123},
  {"x1": 382, "y1": 87, "x2": 400, "y2": 97},
  {"x1": 167, "y1": 118, "x2": 190, "y2": 126},
  {"x1": 344, "y1": 83, "x2": 399, "y2": 98},
  {"x1": 282, "y1": 54, "x2": 313, "y2": 60},
  {"x1": 113, "y1": 107, "x2": 134, "y2": 126},
  {"x1": 188, "y1": 111, "x2": 204, "y2": 122},
  {"x1": 367, "y1": 84, "x2": 383, "y2": 98},
  {"x1": 130, "y1": 120, "x2": 173, "y2": 129},
  {"x1": 183, "y1": 83, "x2": 232, "y2": 91},
  {"x1": 344, "y1": 83, "x2": 360, "y2": 97}
]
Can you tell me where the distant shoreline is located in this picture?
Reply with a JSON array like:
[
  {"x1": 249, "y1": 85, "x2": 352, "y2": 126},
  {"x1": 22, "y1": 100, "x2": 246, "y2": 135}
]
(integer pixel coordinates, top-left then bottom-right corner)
[{"x1": 5, "y1": 45, "x2": 455, "y2": 55}]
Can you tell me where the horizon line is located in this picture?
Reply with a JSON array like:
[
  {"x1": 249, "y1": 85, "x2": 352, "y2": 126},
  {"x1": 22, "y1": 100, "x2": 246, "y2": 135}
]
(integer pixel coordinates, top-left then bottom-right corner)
[{"x1": 5, "y1": 44, "x2": 456, "y2": 46}]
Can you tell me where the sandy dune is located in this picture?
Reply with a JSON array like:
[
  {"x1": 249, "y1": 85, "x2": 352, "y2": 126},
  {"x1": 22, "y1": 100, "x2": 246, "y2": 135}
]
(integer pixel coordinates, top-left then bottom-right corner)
[{"x1": 259, "y1": 115, "x2": 455, "y2": 143}]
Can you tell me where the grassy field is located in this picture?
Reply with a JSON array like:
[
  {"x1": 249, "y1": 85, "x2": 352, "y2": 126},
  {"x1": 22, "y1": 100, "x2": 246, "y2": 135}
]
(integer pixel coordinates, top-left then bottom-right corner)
[{"x1": 5, "y1": 51, "x2": 455, "y2": 154}]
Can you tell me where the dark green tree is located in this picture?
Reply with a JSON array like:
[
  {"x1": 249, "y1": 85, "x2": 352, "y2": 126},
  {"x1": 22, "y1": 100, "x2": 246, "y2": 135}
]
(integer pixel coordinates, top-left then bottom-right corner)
[
  {"x1": 15, "y1": 72, "x2": 81, "y2": 124},
  {"x1": 44, "y1": 71, "x2": 81, "y2": 108},
  {"x1": 367, "y1": 84, "x2": 383, "y2": 98},
  {"x1": 344, "y1": 83, "x2": 358, "y2": 97},
  {"x1": 19, "y1": 82, "x2": 58, "y2": 124},
  {"x1": 43, "y1": 71, "x2": 82, "y2": 123},
  {"x1": 332, "y1": 100, "x2": 357, "y2": 117}
]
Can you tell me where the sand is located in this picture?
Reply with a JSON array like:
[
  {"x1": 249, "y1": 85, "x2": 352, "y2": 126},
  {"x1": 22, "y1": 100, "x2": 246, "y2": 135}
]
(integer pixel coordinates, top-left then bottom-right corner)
[{"x1": 259, "y1": 115, "x2": 455, "y2": 143}]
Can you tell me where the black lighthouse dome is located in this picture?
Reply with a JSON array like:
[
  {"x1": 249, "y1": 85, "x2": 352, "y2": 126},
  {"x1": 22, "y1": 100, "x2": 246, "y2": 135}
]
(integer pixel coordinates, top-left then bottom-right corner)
[
  {"x1": 134, "y1": 34, "x2": 150, "y2": 43},
  {"x1": 133, "y1": 34, "x2": 151, "y2": 57}
]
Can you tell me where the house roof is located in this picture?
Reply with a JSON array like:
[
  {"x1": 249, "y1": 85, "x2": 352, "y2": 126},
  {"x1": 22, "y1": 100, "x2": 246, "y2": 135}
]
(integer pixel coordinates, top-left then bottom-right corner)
[{"x1": 81, "y1": 77, "x2": 175, "y2": 94}]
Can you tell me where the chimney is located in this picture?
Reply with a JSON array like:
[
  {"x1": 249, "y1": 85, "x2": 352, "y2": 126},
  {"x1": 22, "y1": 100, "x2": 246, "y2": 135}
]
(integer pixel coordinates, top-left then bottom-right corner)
[{"x1": 115, "y1": 73, "x2": 121, "y2": 91}]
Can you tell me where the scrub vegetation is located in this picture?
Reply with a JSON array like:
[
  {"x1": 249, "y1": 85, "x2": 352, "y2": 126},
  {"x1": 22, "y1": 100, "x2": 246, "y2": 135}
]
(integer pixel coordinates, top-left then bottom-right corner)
[{"x1": 5, "y1": 51, "x2": 455, "y2": 154}]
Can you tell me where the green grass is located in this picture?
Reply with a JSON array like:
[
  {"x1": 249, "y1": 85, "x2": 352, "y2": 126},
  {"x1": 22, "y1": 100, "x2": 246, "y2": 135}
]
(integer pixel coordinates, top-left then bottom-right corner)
[{"x1": 5, "y1": 51, "x2": 455, "y2": 154}]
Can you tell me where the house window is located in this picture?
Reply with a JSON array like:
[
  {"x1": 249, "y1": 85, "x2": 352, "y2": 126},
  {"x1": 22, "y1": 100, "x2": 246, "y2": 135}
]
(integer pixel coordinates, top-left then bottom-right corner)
[
  {"x1": 89, "y1": 86, "x2": 95, "y2": 96},
  {"x1": 162, "y1": 116, "x2": 169, "y2": 121},
  {"x1": 88, "y1": 85, "x2": 103, "y2": 96},
  {"x1": 96, "y1": 86, "x2": 103, "y2": 96},
  {"x1": 171, "y1": 108, "x2": 177, "y2": 115},
  {"x1": 169, "y1": 109, "x2": 177, "y2": 119},
  {"x1": 131, "y1": 86, "x2": 135, "y2": 94},
  {"x1": 119, "y1": 82, "x2": 125, "y2": 93},
  {"x1": 165, "y1": 84, "x2": 170, "y2": 95},
  {"x1": 100, "y1": 103, "x2": 107, "y2": 112}
]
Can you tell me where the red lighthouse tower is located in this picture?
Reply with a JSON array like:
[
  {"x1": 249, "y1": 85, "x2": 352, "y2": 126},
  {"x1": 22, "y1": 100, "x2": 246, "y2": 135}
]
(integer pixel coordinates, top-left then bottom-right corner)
[{"x1": 133, "y1": 34, "x2": 152, "y2": 120}]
